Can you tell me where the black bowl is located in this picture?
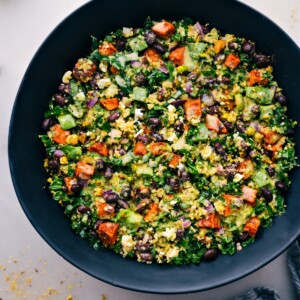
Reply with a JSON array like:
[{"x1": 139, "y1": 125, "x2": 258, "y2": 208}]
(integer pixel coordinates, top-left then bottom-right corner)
[{"x1": 8, "y1": 0, "x2": 300, "y2": 294}]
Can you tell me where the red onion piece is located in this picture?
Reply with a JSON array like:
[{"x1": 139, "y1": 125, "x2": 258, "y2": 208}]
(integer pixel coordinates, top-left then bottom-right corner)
[
  {"x1": 215, "y1": 227, "x2": 224, "y2": 234},
  {"x1": 53, "y1": 150, "x2": 64, "y2": 158},
  {"x1": 194, "y1": 22, "x2": 204, "y2": 37},
  {"x1": 102, "y1": 190, "x2": 113, "y2": 200},
  {"x1": 86, "y1": 97, "x2": 98, "y2": 108},
  {"x1": 182, "y1": 219, "x2": 192, "y2": 229},
  {"x1": 206, "y1": 204, "x2": 215, "y2": 214},
  {"x1": 131, "y1": 60, "x2": 142, "y2": 68},
  {"x1": 160, "y1": 65, "x2": 169, "y2": 74},
  {"x1": 185, "y1": 81, "x2": 193, "y2": 93},
  {"x1": 201, "y1": 93, "x2": 215, "y2": 107},
  {"x1": 249, "y1": 121, "x2": 261, "y2": 132}
]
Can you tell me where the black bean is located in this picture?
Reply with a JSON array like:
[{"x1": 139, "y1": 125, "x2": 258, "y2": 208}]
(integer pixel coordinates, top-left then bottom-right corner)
[
  {"x1": 214, "y1": 54, "x2": 225, "y2": 63},
  {"x1": 108, "y1": 112, "x2": 120, "y2": 122},
  {"x1": 220, "y1": 76, "x2": 231, "y2": 85},
  {"x1": 275, "y1": 181, "x2": 288, "y2": 193},
  {"x1": 106, "y1": 192, "x2": 119, "y2": 203},
  {"x1": 116, "y1": 37, "x2": 127, "y2": 51},
  {"x1": 267, "y1": 167, "x2": 275, "y2": 177},
  {"x1": 207, "y1": 105, "x2": 219, "y2": 115},
  {"x1": 118, "y1": 199, "x2": 129, "y2": 209},
  {"x1": 241, "y1": 141, "x2": 249, "y2": 151},
  {"x1": 174, "y1": 122, "x2": 184, "y2": 133},
  {"x1": 171, "y1": 100, "x2": 186, "y2": 107},
  {"x1": 203, "y1": 249, "x2": 219, "y2": 261},
  {"x1": 238, "y1": 232, "x2": 249, "y2": 242},
  {"x1": 176, "y1": 229, "x2": 185, "y2": 240},
  {"x1": 41, "y1": 118, "x2": 54, "y2": 131},
  {"x1": 168, "y1": 177, "x2": 180, "y2": 190},
  {"x1": 136, "y1": 199, "x2": 150, "y2": 213},
  {"x1": 121, "y1": 186, "x2": 132, "y2": 199},
  {"x1": 254, "y1": 54, "x2": 271, "y2": 68},
  {"x1": 136, "y1": 241, "x2": 151, "y2": 252},
  {"x1": 214, "y1": 142, "x2": 226, "y2": 156},
  {"x1": 148, "y1": 117, "x2": 162, "y2": 129},
  {"x1": 187, "y1": 72, "x2": 198, "y2": 81},
  {"x1": 96, "y1": 159, "x2": 106, "y2": 171},
  {"x1": 77, "y1": 205, "x2": 91, "y2": 214},
  {"x1": 241, "y1": 42, "x2": 255, "y2": 54},
  {"x1": 287, "y1": 128, "x2": 294, "y2": 136},
  {"x1": 274, "y1": 94, "x2": 287, "y2": 106},
  {"x1": 119, "y1": 148, "x2": 126, "y2": 155},
  {"x1": 94, "y1": 219, "x2": 103, "y2": 230},
  {"x1": 236, "y1": 123, "x2": 246, "y2": 133},
  {"x1": 71, "y1": 183, "x2": 83, "y2": 195},
  {"x1": 77, "y1": 178, "x2": 88, "y2": 187},
  {"x1": 48, "y1": 159, "x2": 59, "y2": 172},
  {"x1": 137, "y1": 134, "x2": 150, "y2": 145},
  {"x1": 145, "y1": 31, "x2": 156, "y2": 46},
  {"x1": 62, "y1": 185, "x2": 68, "y2": 193},
  {"x1": 201, "y1": 25, "x2": 209, "y2": 34},
  {"x1": 228, "y1": 42, "x2": 238, "y2": 50},
  {"x1": 54, "y1": 94, "x2": 66, "y2": 107},
  {"x1": 152, "y1": 133, "x2": 164, "y2": 142},
  {"x1": 58, "y1": 84, "x2": 66, "y2": 93},
  {"x1": 135, "y1": 73, "x2": 146, "y2": 86},
  {"x1": 139, "y1": 252, "x2": 153, "y2": 262},
  {"x1": 180, "y1": 171, "x2": 190, "y2": 181},
  {"x1": 140, "y1": 188, "x2": 150, "y2": 199},
  {"x1": 251, "y1": 105, "x2": 260, "y2": 115},
  {"x1": 202, "y1": 77, "x2": 215, "y2": 87},
  {"x1": 153, "y1": 42, "x2": 166, "y2": 54},
  {"x1": 104, "y1": 167, "x2": 113, "y2": 179},
  {"x1": 261, "y1": 187, "x2": 273, "y2": 202},
  {"x1": 223, "y1": 121, "x2": 234, "y2": 132},
  {"x1": 248, "y1": 150, "x2": 256, "y2": 158}
]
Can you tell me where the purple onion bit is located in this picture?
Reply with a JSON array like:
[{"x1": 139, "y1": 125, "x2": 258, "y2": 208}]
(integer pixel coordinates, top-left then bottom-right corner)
[
  {"x1": 86, "y1": 97, "x2": 98, "y2": 108},
  {"x1": 102, "y1": 189, "x2": 113, "y2": 200},
  {"x1": 53, "y1": 149, "x2": 64, "y2": 158},
  {"x1": 215, "y1": 227, "x2": 224, "y2": 235},
  {"x1": 201, "y1": 93, "x2": 215, "y2": 107},
  {"x1": 131, "y1": 60, "x2": 142, "y2": 68},
  {"x1": 185, "y1": 81, "x2": 193, "y2": 93},
  {"x1": 182, "y1": 219, "x2": 192, "y2": 229},
  {"x1": 205, "y1": 203, "x2": 215, "y2": 214},
  {"x1": 160, "y1": 65, "x2": 169, "y2": 74},
  {"x1": 194, "y1": 22, "x2": 204, "y2": 37}
]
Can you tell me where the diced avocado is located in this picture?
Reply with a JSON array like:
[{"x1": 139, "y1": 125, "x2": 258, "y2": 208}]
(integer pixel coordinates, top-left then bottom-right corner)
[
  {"x1": 187, "y1": 43, "x2": 207, "y2": 59},
  {"x1": 245, "y1": 86, "x2": 276, "y2": 105},
  {"x1": 183, "y1": 47, "x2": 196, "y2": 71},
  {"x1": 260, "y1": 105, "x2": 274, "y2": 121},
  {"x1": 68, "y1": 104, "x2": 85, "y2": 118},
  {"x1": 235, "y1": 205, "x2": 254, "y2": 229},
  {"x1": 136, "y1": 165, "x2": 153, "y2": 176},
  {"x1": 198, "y1": 123, "x2": 209, "y2": 141},
  {"x1": 252, "y1": 170, "x2": 270, "y2": 187},
  {"x1": 121, "y1": 152, "x2": 134, "y2": 165},
  {"x1": 132, "y1": 87, "x2": 148, "y2": 101},
  {"x1": 129, "y1": 36, "x2": 148, "y2": 52},
  {"x1": 242, "y1": 97, "x2": 256, "y2": 121},
  {"x1": 124, "y1": 52, "x2": 139, "y2": 61},
  {"x1": 115, "y1": 75, "x2": 127, "y2": 87},
  {"x1": 61, "y1": 145, "x2": 82, "y2": 160},
  {"x1": 58, "y1": 114, "x2": 76, "y2": 130},
  {"x1": 235, "y1": 94, "x2": 244, "y2": 111},
  {"x1": 116, "y1": 209, "x2": 143, "y2": 230}
]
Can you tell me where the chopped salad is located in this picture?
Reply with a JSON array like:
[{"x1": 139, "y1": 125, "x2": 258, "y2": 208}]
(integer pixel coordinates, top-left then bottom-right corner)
[{"x1": 40, "y1": 18, "x2": 297, "y2": 264}]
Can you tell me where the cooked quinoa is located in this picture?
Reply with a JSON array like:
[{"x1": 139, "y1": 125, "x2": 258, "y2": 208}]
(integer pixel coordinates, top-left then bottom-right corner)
[{"x1": 40, "y1": 18, "x2": 297, "y2": 264}]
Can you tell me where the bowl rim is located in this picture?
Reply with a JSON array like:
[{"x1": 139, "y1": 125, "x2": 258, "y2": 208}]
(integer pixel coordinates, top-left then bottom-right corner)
[{"x1": 8, "y1": 0, "x2": 300, "y2": 294}]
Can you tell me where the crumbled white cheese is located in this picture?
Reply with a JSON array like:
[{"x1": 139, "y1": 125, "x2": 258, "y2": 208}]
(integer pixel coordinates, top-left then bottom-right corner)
[
  {"x1": 168, "y1": 104, "x2": 176, "y2": 113},
  {"x1": 121, "y1": 235, "x2": 135, "y2": 255},
  {"x1": 62, "y1": 71, "x2": 72, "y2": 84},
  {"x1": 166, "y1": 247, "x2": 179, "y2": 259},
  {"x1": 167, "y1": 132, "x2": 177, "y2": 142},
  {"x1": 162, "y1": 228, "x2": 177, "y2": 241},
  {"x1": 99, "y1": 61, "x2": 108, "y2": 73},
  {"x1": 200, "y1": 145, "x2": 213, "y2": 160},
  {"x1": 233, "y1": 173, "x2": 244, "y2": 182},
  {"x1": 97, "y1": 78, "x2": 111, "y2": 89},
  {"x1": 135, "y1": 108, "x2": 144, "y2": 121},
  {"x1": 105, "y1": 84, "x2": 119, "y2": 98},
  {"x1": 74, "y1": 92, "x2": 86, "y2": 101}
]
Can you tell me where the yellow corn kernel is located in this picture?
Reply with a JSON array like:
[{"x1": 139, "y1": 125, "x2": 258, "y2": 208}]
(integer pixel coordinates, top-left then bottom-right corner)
[
  {"x1": 94, "y1": 187, "x2": 103, "y2": 196},
  {"x1": 60, "y1": 156, "x2": 68, "y2": 165},
  {"x1": 199, "y1": 53, "x2": 207, "y2": 58},
  {"x1": 66, "y1": 134, "x2": 78, "y2": 145},
  {"x1": 246, "y1": 126, "x2": 255, "y2": 136},
  {"x1": 254, "y1": 132, "x2": 263, "y2": 142},
  {"x1": 177, "y1": 65, "x2": 188, "y2": 74}
]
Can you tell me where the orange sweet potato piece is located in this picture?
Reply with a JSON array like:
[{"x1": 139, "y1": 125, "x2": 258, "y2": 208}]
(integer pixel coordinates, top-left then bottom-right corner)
[
  {"x1": 237, "y1": 159, "x2": 254, "y2": 179},
  {"x1": 110, "y1": 66, "x2": 119, "y2": 74},
  {"x1": 184, "y1": 98, "x2": 202, "y2": 121},
  {"x1": 98, "y1": 42, "x2": 117, "y2": 56},
  {"x1": 248, "y1": 69, "x2": 262, "y2": 86},
  {"x1": 225, "y1": 53, "x2": 241, "y2": 70},
  {"x1": 169, "y1": 47, "x2": 185, "y2": 65},
  {"x1": 100, "y1": 98, "x2": 119, "y2": 110},
  {"x1": 88, "y1": 142, "x2": 109, "y2": 156},
  {"x1": 205, "y1": 114, "x2": 227, "y2": 134},
  {"x1": 144, "y1": 203, "x2": 160, "y2": 222},
  {"x1": 223, "y1": 194, "x2": 237, "y2": 217},
  {"x1": 260, "y1": 128, "x2": 282, "y2": 145},
  {"x1": 244, "y1": 217, "x2": 260, "y2": 237},
  {"x1": 198, "y1": 214, "x2": 221, "y2": 229},
  {"x1": 150, "y1": 142, "x2": 167, "y2": 156},
  {"x1": 151, "y1": 20, "x2": 175, "y2": 39},
  {"x1": 52, "y1": 124, "x2": 70, "y2": 145},
  {"x1": 134, "y1": 141, "x2": 147, "y2": 156},
  {"x1": 169, "y1": 154, "x2": 181, "y2": 168},
  {"x1": 97, "y1": 203, "x2": 115, "y2": 219},
  {"x1": 75, "y1": 162, "x2": 95, "y2": 179},
  {"x1": 145, "y1": 48, "x2": 161, "y2": 63},
  {"x1": 242, "y1": 186, "x2": 257, "y2": 204},
  {"x1": 98, "y1": 222, "x2": 119, "y2": 245},
  {"x1": 214, "y1": 40, "x2": 226, "y2": 53}
]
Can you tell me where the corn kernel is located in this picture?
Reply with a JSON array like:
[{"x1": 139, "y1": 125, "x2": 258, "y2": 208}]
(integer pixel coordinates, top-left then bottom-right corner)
[
  {"x1": 94, "y1": 187, "x2": 103, "y2": 196},
  {"x1": 246, "y1": 126, "x2": 255, "y2": 136},
  {"x1": 60, "y1": 156, "x2": 68, "y2": 165},
  {"x1": 177, "y1": 65, "x2": 188, "y2": 74},
  {"x1": 66, "y1": 134, "x2": 78, "y2": 145},
  {"x1": 254, "y1": 132, "x2": 263, "y2": 142}
]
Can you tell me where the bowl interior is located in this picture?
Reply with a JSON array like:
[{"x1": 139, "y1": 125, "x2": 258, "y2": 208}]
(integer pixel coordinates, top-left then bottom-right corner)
[{"x1": 9, "y1": 0, "x2": 300, "y2": 294}]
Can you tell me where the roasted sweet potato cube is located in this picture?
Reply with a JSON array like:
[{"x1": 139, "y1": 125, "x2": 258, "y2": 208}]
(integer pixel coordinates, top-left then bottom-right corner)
[
  {"x1": 151, "y1": 20, "x2": 175, "y2": 39},
  {"x1": 98, "y1": 222, "x2": 119, "y2": 245}
]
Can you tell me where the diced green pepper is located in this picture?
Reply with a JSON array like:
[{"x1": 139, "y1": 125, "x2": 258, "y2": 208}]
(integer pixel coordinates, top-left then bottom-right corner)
[{"x1": 58, "y1": 114, "x2": 76, "y2": 130}]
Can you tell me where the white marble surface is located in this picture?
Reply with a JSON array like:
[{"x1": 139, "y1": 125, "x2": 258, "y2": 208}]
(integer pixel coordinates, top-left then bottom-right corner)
[{"x1": 0, "y1": 1, "x2": 299, "y2": 299}]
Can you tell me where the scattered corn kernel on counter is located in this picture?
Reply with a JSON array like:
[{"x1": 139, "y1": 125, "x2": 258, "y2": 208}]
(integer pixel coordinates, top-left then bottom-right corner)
[{"x1": 40, "y1": 18, "x2": 297, "y2": 264}]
